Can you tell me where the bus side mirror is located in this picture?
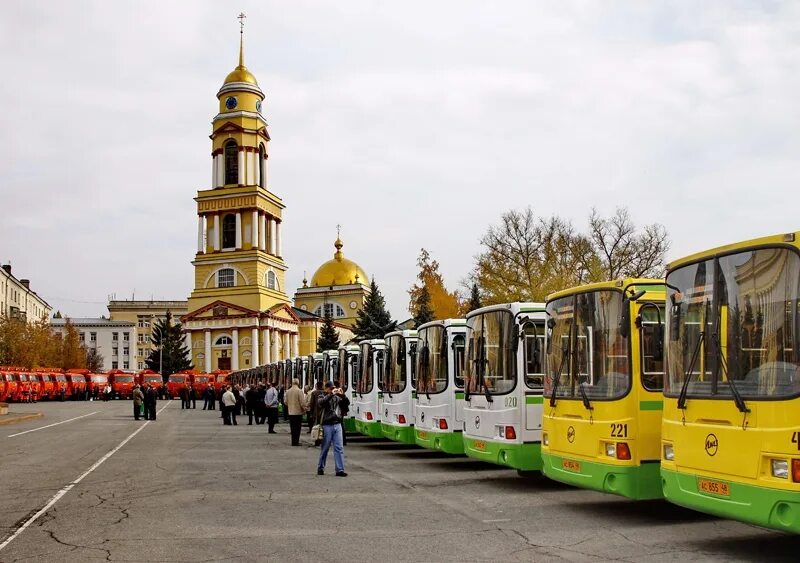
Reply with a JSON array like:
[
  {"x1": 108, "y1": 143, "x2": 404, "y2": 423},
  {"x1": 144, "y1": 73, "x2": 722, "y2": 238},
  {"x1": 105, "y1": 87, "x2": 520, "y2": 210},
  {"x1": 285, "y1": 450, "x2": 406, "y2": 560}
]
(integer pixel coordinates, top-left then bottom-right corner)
[{"x1": 620, "y1": 289, "x2": 646, "y2": 338}]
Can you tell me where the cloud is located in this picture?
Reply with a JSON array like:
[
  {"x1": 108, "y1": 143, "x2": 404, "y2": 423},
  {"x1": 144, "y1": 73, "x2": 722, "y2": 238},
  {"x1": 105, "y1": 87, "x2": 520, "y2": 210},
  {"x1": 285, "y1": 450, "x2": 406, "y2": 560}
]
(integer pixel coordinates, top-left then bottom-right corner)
[{"x1": 1, "y1": 0, "x2": 798, "y2": 322}]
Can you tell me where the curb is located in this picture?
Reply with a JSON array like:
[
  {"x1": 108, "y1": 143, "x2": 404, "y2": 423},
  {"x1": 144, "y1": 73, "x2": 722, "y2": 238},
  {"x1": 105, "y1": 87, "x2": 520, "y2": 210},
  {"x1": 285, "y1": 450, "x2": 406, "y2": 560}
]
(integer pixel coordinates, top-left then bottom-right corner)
[{"x1": 0, "y1": 413, "x2": 44, "y2": 426}]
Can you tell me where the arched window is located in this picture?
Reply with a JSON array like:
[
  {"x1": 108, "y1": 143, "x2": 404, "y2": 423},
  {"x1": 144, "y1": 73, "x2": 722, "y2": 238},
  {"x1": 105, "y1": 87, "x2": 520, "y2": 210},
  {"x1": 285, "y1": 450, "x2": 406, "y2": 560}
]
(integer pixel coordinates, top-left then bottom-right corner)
[
  {"x1": 217, "y1": 268, "x2": 235, "y2": 288},
  {"x1": 214, "y1": 336, "x2": 232, "y2": 346},
  {"x1": 222, "y1": 214, "x2": 236, "y2": 249},
  {"x1": 266, "y1": 270, "x2": 277, "y2": 290},
  {"x1": 313, "y1": 303, "x2": 346, "y2": 319},
  {"x1": 259, "y1": 144, "x2": 267, "y2": 188},
  {"x1": 224, "y1": 140, "x2": 238, "y2": 185}
]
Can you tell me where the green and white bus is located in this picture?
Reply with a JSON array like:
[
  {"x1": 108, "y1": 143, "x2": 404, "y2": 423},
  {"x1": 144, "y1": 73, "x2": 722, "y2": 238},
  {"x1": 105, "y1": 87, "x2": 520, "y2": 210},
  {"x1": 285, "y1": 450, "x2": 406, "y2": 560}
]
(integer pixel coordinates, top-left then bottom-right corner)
[
  {"x1": 353, "y1": 339, "x2": 386, "y2": 438},
  {"x1": 294, "y1": 356, "x2": 310, "y2": 389},
  {"x1": 382, "y1": 330, "x2": 419, "y2": 444},
  {"x1": 308, "y1": 352, "x2": 324, "y2": 388},
  {"x1": 322, "y1": 349, "x2": 339, "y2": 385},
  {"x1": 462, "y1": 303, "x2": 547, "y2": 472},
  {"x1": 415, "y1": 319, "x2": 467, "y2": 454},
  {"x1": 337, "y1": 344, "x2": 360, "y2": 433}
]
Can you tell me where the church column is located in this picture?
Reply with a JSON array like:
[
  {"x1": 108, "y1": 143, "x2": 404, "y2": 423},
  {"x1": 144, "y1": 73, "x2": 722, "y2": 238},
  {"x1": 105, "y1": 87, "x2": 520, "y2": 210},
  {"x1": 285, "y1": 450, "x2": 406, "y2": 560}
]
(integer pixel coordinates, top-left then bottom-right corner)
[
  {"x1": 251, "y1": 327, "x2": 260, "y2": 366},
  {"x1": 275, "y1": 221, "x2": 282, "y2": 257},
  {"x1": 216, "y1": 154, "x2": 224, "y2": 187},
  {"x1": 251, "y1": 210, "x2": 258, "y2": 250},
  {"x1": 292, "y1": 332, "x2": 299, "y2": 358},
  {"x1": 204, "y1": 330, "x2": 211, "y2": 373},
  {"x1": 262, "y1": 328, "x2": 271, "y2": 364},
  {"x1": 283, "y1": 332, "x2": 290, "y2": 361},
  {"x1": 237, "y1": 149, "x2": 245, "y2": 185},
  {"x1": 235, "y1": 212, "x2": 242, "y2": 249},
  {"x1": 211, "y1": 155, "x2": 217, "y2": 189},
  {"x1": 254, "y1": 150, "x2": 261, "y2": 187},
  {"x1": 259, "y1": 214, "x2": 267, "y2": 250},
  {"x1": 269, "y1": 218, "x2": 277, "y2": 255},
  {"x1": 272, "y1": 330, "x2": 280, "y2": 363},
  {"x1": 232, "y1": 328, "x2": 239, "y2": 371},
  {"x1": 262, "y1": 153, "x2": 268, "y2": 188},
  {"x1": 214, "y1": 215, "x2": 221, "y2": 252},
  {"x1": 197, "y1": 215, "x2": 205, "y2": 253}
]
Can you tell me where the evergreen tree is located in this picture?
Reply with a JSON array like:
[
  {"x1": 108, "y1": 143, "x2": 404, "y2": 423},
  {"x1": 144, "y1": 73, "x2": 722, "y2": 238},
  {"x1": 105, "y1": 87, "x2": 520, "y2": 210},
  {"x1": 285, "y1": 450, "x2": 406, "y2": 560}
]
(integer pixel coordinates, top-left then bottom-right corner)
[
  {"x1": 353, "y1": 278, "x2": 397, "y2": 340},
  {"x1": 412, "y1": 284, "x2": 435, "y2": 327},
  {"x1": 145, "y1": 312, "x2": 192, "y2": 381},
  {"x1": 316, "y1": 310, "x2": 341, "y2": 352},
  {"x1": 467, "y1": 282, "x2": 482, "y2": 313}
]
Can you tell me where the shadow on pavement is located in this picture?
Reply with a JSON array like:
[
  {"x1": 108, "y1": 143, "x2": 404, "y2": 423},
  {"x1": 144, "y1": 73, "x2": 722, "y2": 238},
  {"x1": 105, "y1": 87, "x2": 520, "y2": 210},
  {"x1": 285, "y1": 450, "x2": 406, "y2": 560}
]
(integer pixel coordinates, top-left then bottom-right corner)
[
  {"x1": 485, "y1": 474, "x2": 577, "y2": 492},
  {"x1": 563, "y1": 498, "x2": 717, "y2": 525},
  {"x1": 686, "y1": 532, "x2": 797, "y2": 561}
]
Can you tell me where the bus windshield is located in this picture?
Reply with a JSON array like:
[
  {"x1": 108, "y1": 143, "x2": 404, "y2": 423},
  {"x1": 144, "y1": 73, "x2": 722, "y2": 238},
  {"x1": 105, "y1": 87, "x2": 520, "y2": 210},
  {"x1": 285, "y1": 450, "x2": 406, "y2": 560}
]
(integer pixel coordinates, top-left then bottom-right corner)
[
  {"x1": 545, "y1": 290, "x2": 630, "y2": 401},
  {"x1": 384, "y1": 335, "x2": 407, "y2": 393},
  {"x1": 358, "y1": 343, "x2": 374, "y2": 393},
  {"x1": 115, "y1": 375, "x2": 134, "y2": 383},
  {"x1": 465, "y1": 310, "x2": 515, "y2": 395},
  {"x1": 55, "y1": 375, "x2": 67, "y2": 382},
  {"x1": 417, "y1": 325, "x2": 447, "y2": 394},
  {"x1": 665, "y1": 247, "x2": 800, "y2": 400}
]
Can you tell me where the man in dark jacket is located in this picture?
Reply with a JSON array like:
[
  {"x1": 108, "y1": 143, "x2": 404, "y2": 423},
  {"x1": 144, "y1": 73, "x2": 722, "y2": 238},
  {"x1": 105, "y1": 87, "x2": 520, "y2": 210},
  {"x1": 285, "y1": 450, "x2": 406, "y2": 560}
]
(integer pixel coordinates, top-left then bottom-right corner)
[
  {"x1": 316, "y1": 382, "x2": 350, "y2": 477},
  {"x1": 179, "y1": 383, "x2": 189, "y2": 410},
  {"x1": 144, "y1": 384, "x2": 158, "y2": 421},
  {"x1": 189, "y1": 384, "x2": 197, "y2": 409},
  {"x1": 245, "y1": 385, "x2": 258, "y2": 425}
]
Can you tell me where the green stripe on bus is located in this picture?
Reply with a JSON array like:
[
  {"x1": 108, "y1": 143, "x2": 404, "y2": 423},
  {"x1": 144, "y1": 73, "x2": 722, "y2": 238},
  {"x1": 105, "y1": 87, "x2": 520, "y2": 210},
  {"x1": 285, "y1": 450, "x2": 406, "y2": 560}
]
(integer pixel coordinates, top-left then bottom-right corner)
[
  {"x1": 455, "y1": 392, "x2": 465, "y2": 399},
  {"x1": 640, "y1": 400, "x2": 663, "y2": 411},
  {"x1": 412, "y1": 391, "x2": 417, "y2": 399},
  {"x1": 526, "y1": 396, "x2": 543, "y2": 405}
]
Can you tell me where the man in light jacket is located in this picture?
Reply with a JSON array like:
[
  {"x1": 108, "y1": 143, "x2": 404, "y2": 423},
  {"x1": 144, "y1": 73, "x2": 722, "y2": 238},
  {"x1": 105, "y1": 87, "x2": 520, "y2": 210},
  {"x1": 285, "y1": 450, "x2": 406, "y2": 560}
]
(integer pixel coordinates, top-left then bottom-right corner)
[
  {"x1": 221, "y1": 385, "x2": 237, "y2": 426},
  {"x1": 132, "y1": 385, "x2": 144, "y2": 420},
  {"x1": 284, "y1": 379, "x2": 306, "y2": 446},
  {"x1": 264, "y1": 381, "x2": 279, "y2": 434}
]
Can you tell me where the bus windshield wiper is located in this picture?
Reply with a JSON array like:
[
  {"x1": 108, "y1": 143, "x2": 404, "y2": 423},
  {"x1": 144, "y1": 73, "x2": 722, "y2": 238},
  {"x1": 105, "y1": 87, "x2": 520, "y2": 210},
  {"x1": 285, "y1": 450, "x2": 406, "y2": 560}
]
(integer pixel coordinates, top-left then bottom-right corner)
[
  {"x1": 677, "y1": 331, "x2": 704, "y2": 410},
  {"x1": 711, "y1": 332, "x2": 749, "y2": 414},
  {"x1": 578, "y1": 382, "x2": 593, "y2": 411},
  {"x1": 482, "y1": 375, "x2": 493, "y2": 403},
  {"x1": 549, "y1": 345, "x2": 570, "y2": 407}
]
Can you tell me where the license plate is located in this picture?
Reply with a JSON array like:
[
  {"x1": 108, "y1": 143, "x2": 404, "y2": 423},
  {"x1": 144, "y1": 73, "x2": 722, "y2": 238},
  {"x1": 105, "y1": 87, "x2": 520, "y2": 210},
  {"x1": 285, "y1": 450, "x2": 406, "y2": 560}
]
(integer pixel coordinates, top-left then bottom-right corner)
[
  {"x1": 698, "y1": 478, "x2": 730, "y2": 496},
  {"x1": 418, "y1": 431, "x2": 428, "y2": 439},
  {"x1": 562, "y1": 459, "x2": 581, "y2": 472},
  {"x1": 473, "y1": 440, "x2": 486, "y2": 451}
]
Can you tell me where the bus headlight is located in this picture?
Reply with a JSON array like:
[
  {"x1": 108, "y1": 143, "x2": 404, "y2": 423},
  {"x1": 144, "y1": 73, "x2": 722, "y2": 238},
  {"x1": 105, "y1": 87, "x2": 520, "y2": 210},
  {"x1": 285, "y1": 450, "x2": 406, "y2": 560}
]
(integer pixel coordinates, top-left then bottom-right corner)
[
  {"x1": 772, "y1": 459, "x2": 789, "y2": 479},
  {"x1": 663, "y1": 444, "x2": 674, "y2": 461},
  {"x1": 542, "y1": 433, "x2": 549, "y2": 446},
  {"x1": 605, "y1": 443, "x2": 616, "y2": 457}
]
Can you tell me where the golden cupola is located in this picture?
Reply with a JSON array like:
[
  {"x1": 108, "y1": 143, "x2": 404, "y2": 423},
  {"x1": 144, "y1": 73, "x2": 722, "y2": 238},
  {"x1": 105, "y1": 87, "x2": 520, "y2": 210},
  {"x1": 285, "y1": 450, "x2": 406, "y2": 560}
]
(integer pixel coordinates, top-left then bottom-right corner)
[
  {"x1": 310, "y1": 237, "x2": 369, "y2": 288},
  {"x1": 217, "y1": 23, "x2": 264, "y2": 102}
]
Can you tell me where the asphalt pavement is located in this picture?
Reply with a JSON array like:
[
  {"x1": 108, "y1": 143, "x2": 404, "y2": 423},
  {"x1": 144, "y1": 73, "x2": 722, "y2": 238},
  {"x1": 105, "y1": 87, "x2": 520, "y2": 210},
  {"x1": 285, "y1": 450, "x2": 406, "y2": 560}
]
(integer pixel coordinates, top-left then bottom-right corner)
[{"x1": 0, "y1": 400, "x2": 796, "y2": 562}]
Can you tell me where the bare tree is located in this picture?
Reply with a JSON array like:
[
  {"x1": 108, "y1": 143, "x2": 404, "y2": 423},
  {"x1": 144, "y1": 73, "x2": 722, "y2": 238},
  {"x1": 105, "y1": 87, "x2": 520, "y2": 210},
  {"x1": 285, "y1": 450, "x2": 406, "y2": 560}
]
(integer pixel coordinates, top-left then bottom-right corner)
[{"x1": 585, "y1": 207, "x2": 670, "y2": 281}]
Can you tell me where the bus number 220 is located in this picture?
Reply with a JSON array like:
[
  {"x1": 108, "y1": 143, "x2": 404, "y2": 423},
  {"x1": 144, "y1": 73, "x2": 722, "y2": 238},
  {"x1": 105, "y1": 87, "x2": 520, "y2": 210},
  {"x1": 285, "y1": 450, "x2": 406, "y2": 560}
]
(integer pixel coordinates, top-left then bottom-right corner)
[{"x1": 610, "y1": 423, "x2": 628, "y2": 438}]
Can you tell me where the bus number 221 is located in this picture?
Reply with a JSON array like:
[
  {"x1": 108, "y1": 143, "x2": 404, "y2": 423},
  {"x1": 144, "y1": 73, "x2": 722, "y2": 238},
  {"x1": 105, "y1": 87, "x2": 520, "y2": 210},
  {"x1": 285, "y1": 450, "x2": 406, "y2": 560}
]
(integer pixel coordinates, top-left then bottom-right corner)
[{"x1": 610, "y1": 423, "x2": 628, "y2": 438}]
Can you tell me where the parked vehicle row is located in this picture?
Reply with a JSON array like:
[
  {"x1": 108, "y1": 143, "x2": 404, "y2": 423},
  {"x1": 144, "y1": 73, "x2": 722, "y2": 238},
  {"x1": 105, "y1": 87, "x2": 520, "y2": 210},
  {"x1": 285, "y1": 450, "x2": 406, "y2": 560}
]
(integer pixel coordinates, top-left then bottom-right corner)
[{"x1": 229, "y1": 232, "x2": 800, "y2": 536}]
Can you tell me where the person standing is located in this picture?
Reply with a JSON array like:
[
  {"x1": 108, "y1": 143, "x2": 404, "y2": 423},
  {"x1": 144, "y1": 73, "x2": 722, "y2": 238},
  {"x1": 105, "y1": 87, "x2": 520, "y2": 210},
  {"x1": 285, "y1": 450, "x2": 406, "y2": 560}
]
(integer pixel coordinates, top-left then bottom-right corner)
[
  {"x1": 316, "y1": 382, "x2": 349, "y2": 476},
  {"x1": 278, "y1": 383, "x2": 287, "y2": 422},
  {"x1": 132, "y1": 384, "x2": 144, "y2": 421},
  {"x1": 264, "y1": 381, "x2": 279, "y2": 434},
  {"x1": 245, "y1": 384, "x2": 258, "y2": 425},
  {"x1": 255, "y1": 383, "x2": 267, "y2": 424},
  {"x1": 221, "y1": 385, "x2": 237, "y2": 425},
  {"x1": 144, "y1": 384, "x2": 158, "y2": 421},
  {"x1": 189, "y1": 384, "x2": 197, "y2": 409},
  {"x1": 103, "y1": 383, "x2": 112, "y2": 402},
  {"x1": 334, "y1": 380, "x2": 349, "y2": 446},
  {"x1": 179, "y1": 383, "x2": 189, "y2": 410},
  {"x1": 285, "y1": 379, "x2": 306, "y2": 446},
  {"x1": 306, "y1": 382, "x2": 323, "y2": 433}
]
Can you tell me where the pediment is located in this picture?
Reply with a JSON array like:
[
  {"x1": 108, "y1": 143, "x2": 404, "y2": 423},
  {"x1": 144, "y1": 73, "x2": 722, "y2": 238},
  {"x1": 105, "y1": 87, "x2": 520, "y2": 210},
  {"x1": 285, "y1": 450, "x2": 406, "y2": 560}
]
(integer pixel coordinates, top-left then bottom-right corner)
[
  {"x1": 183, "y1": 300, "x2": 258, "y2": 321},
  {"x1": 265, "y1": 303, "x2": 300, "y2": 323}
]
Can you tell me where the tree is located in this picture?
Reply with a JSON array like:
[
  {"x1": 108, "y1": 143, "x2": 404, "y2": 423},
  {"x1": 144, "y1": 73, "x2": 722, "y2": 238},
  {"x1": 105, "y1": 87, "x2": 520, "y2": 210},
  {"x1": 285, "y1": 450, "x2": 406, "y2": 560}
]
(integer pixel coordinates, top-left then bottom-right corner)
[
  {"x1": 353, "y1": 278, "x2": 397, "y2": 340},
  {"x1": 583, "y1": 207, "x2": 670, "y2": 281},
  {"x1": 53, "y1": 311, "x2": 63, "y2": 319},
  {"x1": 85, "y1": 347, "x2": 104, "y2": 372},
  {"x1": 408, "y1": 248, "x2": 461, "y2": 320},
  {"x1": 145, "y1": 312, "x2": 192, "y2": 380},
  {"x1": 59, "y1": 319, "x2": 86, "y2": 370},
  {"x1": 0, "y1": 316, "x2": 85, "y2": 369},
  {"x1": 316, "y1": 309, "x2": 341, "y2": 352},
  {"x1": 465, "y1": 282, "x2": 482, "y2": 314},
  {"x1": 412, "y1": 284, "x2": 435, "y2": 327}
]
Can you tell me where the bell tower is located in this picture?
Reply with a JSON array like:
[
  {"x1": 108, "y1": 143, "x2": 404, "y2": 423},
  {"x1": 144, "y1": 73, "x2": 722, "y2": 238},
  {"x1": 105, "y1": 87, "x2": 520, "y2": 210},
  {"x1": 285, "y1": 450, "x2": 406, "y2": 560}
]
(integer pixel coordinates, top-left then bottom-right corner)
[{"x1": 188, "y1": 14, "x2": 290, "y2": 313}]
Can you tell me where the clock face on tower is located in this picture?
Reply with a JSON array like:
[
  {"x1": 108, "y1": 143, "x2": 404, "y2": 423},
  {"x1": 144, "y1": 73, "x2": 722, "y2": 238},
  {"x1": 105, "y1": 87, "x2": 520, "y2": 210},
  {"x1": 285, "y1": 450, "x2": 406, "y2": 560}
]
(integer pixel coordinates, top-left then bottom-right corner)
[
  {"x1": 225, "y1": 96, "x2": 238, "y2": 110},
  {"x1": 255, "y1": 100, "x2": 262, "y2": 113}
]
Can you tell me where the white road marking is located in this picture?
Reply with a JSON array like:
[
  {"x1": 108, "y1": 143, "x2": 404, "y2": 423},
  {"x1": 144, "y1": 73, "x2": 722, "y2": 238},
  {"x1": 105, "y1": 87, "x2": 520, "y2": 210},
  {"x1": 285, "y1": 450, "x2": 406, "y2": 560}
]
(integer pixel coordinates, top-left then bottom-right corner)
[
  {"x1": 482, "y1": 518, "x2": 511, "y2": 523},
  {"x1": 7, "y1": 411, "x2": 98, "y2": 438},
  {"x1": 0, "y1": 401, "x2": 171, "y2": 552}
]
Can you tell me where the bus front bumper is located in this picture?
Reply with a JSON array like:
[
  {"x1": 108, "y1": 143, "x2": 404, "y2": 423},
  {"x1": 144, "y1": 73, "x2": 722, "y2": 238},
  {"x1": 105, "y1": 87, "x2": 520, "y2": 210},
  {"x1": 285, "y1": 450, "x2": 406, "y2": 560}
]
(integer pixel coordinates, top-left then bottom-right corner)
[
  {"x1": 381, "y1": 422, "x2": 415, "y2": 444},
  {"x1": 662, "y1": 467, "x2": 800, "y2": 533},
  {"x1": 354, "y1": 419, "x2": 383, "y2": 438},
  {"x1": 415, "y1": 428, "x2": 464, "y2": 455},
  {"x1": 542, "y1": 452, "x2": 662, "y2": 500},
  {"x1": 343, "y1": 417, "x2": 356, "y2": 433},
  {"x1": 463, "y1": 436, "x2": 541, "y2": 471}
]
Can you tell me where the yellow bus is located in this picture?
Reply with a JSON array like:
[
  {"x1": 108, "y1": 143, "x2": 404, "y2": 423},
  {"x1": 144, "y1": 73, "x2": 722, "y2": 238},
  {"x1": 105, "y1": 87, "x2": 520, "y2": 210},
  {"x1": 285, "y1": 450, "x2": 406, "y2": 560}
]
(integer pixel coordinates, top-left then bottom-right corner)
[
  {"x1": 542, "y1": 279, "x2": 666, "y2": 499},
  {"x1": 661, "y1": 232, "x2": 800, "y2": 532}
]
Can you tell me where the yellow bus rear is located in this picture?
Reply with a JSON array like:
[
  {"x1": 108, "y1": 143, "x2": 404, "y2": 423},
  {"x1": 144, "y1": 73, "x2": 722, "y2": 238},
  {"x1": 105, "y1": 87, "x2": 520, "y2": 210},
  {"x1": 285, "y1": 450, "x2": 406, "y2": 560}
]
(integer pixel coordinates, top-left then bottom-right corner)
[{"x1": 661, "y1": 232, "x2": 800, "y2": 532}]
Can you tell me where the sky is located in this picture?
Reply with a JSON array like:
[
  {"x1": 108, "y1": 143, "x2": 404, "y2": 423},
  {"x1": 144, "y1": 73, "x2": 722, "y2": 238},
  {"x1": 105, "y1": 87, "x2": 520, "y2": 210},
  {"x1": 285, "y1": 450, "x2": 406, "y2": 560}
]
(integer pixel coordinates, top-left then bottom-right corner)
[{"x1": 1, "y1": 1, "x2": 798, "y2": 320}]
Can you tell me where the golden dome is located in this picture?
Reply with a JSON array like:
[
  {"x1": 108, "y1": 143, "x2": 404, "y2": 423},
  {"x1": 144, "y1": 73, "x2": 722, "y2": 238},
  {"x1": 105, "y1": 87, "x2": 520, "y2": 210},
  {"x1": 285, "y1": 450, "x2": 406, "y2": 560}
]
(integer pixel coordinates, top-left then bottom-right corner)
[
  {"x1": 223, "y1": 29, "x2": 258, "y2": 86},
  {"x1": 310, "y1": 238, "x2": 368, "y2": 288}
]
